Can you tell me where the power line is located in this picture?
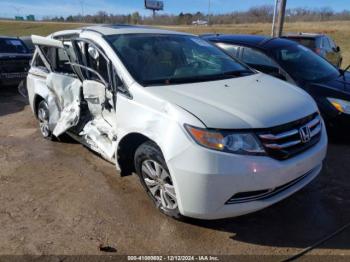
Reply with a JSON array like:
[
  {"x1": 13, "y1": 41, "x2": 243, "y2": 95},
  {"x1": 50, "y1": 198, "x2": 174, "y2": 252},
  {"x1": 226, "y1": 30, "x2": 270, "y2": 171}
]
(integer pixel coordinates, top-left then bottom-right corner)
[
  {"x1": 79, "y1": 0, "x2": 85, "y2": 16},
  {"x1": 208, "y1": 0, "x2": 211, "y2": 25},
  {"x1": 11, "y1": 5, "x2": 23, "y2": 16}
]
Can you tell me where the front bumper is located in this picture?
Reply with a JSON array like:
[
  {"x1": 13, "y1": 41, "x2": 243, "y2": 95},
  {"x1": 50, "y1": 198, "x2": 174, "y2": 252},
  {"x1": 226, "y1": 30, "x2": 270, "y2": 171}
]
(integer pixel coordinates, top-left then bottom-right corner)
[
  {"x1": 0, "y1": 72, "x2": 27, "y2": 87},
  {"x1": 324, "y1": 112, "x2": 350, "y2": 132},
  {"x1": 168, "y1": 124, "x2": 327, "y2": 220}
]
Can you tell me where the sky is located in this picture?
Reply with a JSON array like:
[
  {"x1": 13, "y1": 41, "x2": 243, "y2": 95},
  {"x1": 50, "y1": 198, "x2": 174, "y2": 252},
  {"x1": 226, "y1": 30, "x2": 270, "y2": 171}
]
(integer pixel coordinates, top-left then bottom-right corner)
[{"x1": 0, "y1": 0, "x2": 349, "y2": 19}]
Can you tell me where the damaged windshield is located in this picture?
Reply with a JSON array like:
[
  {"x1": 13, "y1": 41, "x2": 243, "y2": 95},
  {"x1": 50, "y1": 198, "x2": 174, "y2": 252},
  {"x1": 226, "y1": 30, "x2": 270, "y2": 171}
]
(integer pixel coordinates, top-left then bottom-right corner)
[
  {"x1": 106, "y1": 34, "x2": 253, "y2": 86},
  {"x1": 0, "y1": 38, "x2": 29, "y2": 54}
]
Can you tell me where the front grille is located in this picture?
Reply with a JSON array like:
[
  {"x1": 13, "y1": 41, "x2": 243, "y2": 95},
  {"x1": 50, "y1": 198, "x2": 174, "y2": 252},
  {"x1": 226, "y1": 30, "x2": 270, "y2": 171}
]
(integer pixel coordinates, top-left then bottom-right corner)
[
  {"x1": 225, "y1": 168, "x2": 314, "y2": 204},
  {"x1": 0, "y1": 59, "x2": 30, "y2": 74},
  {"x1": 257, "y1": 113, "x2": 322, "y2": 160}
]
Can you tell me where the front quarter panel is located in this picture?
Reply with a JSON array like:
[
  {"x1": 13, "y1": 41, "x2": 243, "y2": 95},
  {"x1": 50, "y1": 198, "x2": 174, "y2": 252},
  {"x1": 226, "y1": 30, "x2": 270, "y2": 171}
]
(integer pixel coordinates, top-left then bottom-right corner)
[
  {"x1": 115, "y1": 82, "x2": 205, "y2": 161},
  {"x1": 114, "y1": 82, "x2": 206, "y2": 213}
]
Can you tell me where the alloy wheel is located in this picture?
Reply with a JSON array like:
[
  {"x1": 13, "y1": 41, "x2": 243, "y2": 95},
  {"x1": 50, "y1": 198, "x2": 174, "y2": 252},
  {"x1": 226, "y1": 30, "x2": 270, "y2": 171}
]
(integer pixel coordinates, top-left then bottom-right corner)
[
  {"x1": 38, "y1": 106, "x2": 50, "y2": 138},
  {"x1": 141, "y1": 160, "x2": 178, "y2": 211}
]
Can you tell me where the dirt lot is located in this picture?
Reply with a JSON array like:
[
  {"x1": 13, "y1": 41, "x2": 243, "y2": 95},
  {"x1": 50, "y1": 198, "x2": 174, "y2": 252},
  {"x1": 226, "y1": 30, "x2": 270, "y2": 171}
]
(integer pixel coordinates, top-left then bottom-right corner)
[{"x1": 0, "y1": 86, "x2": 350, "y2": 259}]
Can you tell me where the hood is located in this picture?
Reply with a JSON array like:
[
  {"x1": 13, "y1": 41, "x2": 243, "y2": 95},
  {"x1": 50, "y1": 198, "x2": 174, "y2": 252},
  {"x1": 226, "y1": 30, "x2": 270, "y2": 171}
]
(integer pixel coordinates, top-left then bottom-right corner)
[
  {"x1": 315, "y1": 71, "x2": 350, "y2": 93},
  {"x1": 147, "y1": 73, "x2": 318, "y2": 129}
]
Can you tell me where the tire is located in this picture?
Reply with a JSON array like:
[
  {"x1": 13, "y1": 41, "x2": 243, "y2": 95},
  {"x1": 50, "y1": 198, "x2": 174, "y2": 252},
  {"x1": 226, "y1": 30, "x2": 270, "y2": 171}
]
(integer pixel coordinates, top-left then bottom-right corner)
[
  {"x1": 37, "y1": 100, "x2": 54, "y2": 140},
  {"x1": 134, "y1": 141, "x2": 182, "y2": 219}
]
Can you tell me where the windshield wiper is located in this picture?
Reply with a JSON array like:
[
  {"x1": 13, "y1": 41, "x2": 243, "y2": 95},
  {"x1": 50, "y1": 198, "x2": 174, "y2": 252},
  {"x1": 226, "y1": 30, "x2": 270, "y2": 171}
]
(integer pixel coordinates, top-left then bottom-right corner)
[
  {"x1": 339, "y1": 64, "x2": 350, "y2": 81},
  {"x1": 223, "y1": 70, "x2": 254, "y2": 77},
  {"x1": 142, "y1": 70, "x2": 254, "y2": 86},
  {"x1": 142, "y1": 76, "x2": 208, "y2": 86}
]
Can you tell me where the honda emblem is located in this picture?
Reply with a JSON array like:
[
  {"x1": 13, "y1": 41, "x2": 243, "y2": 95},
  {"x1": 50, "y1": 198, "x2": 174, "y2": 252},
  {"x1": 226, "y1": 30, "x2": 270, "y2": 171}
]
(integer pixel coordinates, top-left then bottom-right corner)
[{"x1": 299, "y1": 125, "x2": 311, "y2": 143}]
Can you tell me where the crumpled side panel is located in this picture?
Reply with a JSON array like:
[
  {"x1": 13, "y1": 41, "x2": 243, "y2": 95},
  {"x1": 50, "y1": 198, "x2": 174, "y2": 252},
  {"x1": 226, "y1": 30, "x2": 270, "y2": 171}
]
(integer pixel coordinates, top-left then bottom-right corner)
[
  {"x1": 53, "y1": 100, "x2": 80, "y2": 137},
  {"x1": 79, "y1": 117, "x2": 117, "y2": 160},
  {"x1": 45, "y1": 73, "x2": 82, "y2": 136},
  {"x1": 46, "y1": 73, "x2": 81, "y2": 108}
]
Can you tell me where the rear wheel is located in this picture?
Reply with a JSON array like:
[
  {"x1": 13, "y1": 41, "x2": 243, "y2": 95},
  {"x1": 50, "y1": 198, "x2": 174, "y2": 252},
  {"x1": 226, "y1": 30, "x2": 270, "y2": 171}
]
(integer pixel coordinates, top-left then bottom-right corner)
[
  {"x1": 134, "y1": 141, "x2": 182, "y2": 219},
  {"x1": 37, "y1": 100, "x2": 54, "y2": 140}
]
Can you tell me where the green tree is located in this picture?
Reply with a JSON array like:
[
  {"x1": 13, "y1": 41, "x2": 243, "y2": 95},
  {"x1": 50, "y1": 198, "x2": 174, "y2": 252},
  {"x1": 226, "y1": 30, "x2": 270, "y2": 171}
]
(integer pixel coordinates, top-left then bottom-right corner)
[{"x1": 131, "y1": 12, "x2": 141, "y2": 24}]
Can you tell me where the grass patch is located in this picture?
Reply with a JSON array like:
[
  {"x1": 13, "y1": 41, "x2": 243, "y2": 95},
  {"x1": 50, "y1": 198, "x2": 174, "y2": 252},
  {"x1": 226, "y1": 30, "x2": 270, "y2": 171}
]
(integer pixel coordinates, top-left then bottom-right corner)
[{"x1": 0, "y1": 20, "x2": 88, "y2": 37}]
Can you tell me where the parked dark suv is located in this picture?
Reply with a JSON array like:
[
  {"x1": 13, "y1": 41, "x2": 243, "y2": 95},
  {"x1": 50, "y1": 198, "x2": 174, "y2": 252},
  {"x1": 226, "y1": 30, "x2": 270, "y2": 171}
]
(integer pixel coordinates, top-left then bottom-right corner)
[
  {"x1": 282, "y1": 33, "x2": 342, "y2": 68},
  {"x1": 0, "y1": 36, "x2": 32, "y2": 87},
  {"x1": 20, "y1": 36, "x2": 35, "y2": 53}
]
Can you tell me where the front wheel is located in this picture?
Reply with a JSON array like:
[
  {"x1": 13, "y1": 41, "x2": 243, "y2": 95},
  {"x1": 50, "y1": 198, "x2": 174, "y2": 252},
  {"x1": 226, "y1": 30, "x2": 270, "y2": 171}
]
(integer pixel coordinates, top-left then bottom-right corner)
[{"x1": 134, "y1": 141, "x2": 182, "y2": 219}]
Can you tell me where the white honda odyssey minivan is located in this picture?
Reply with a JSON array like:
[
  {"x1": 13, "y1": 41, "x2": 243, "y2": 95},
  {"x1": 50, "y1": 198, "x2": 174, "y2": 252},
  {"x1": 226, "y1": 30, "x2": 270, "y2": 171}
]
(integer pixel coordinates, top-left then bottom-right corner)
[{"x1": 27, "y1": 25, "x2": 327, "y2": 220}]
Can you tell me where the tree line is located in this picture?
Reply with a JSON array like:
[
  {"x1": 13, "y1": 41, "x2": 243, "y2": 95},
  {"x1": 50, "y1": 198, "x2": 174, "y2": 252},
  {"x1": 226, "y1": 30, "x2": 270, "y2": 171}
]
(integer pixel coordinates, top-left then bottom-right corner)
[{"x1": 44, "y1": 5, "x2": 350, "y2": 25}]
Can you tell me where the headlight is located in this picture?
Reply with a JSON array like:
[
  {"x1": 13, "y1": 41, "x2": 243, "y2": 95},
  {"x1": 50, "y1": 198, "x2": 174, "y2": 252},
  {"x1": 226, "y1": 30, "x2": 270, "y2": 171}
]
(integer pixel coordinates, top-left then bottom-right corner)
[
  {"x1": 327, "y1": 98, "x2": 350, "y2": 114},
  {"x1": 184, "y1": 125, "x2": 265, "y2": 155}
]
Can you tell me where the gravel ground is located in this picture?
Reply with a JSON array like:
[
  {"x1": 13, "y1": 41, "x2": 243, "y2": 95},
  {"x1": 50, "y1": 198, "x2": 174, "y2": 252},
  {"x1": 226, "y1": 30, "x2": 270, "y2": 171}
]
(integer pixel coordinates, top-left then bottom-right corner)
[{"x1": 0, "y1": 86, "x2": 349, "y2": 260}]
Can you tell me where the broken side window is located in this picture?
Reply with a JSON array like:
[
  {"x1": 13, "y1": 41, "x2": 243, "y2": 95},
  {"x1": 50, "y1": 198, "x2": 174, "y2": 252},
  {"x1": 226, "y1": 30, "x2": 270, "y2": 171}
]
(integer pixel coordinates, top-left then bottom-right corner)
[
  {"x1": 86, "y1": 43, "x2": 109, "y2": 82},
  {"x1": 69, "y1": 39, "x2": 112, "y2": 88},
  {"x1": 65, "y1": 43, "x2": 78, "y2": 64},
  {"x1": 32, "y1": 52, "x2": 47, "y2": 71},
  {"x1": 41, "y1": 46, "x2": 75, "y2": 75},
  {"x1": 41, "y1": 46, "x2": 54, "y2": 66},
  {"x1": 56, "y1": 48, "x2": 74, "y2": 74}
]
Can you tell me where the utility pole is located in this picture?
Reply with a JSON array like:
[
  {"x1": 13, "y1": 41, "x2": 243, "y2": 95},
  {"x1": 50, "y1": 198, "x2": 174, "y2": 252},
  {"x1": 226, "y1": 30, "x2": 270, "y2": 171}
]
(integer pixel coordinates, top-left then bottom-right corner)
[
  {"x1": 79, "y1": 0, "x2": 85, "y2": 21},
  {"x1": 207, "y1": 0, "x2": 211, "y2": 25},
  {"x1": 271, "y1": 0, "x2": 287, "y2": 37},
  {"x1": 271, "y1": 0, "x2": 278, "y2": 37}
]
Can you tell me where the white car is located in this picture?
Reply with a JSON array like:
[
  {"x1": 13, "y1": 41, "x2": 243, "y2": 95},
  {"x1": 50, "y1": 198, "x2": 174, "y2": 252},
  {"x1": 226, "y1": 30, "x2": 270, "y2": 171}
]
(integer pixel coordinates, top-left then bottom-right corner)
[{"x1": 27, "y1": 25, "x2": 327, "y2": 220}]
